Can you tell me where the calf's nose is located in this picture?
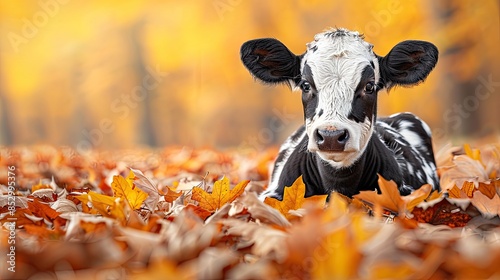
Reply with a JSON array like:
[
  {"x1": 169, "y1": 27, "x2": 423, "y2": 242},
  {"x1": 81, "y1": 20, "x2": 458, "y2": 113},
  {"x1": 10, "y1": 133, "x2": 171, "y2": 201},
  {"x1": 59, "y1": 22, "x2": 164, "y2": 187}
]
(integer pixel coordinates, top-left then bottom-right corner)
[{"x1": 315, "y1": 128, "x2": 349, "y2": 151}]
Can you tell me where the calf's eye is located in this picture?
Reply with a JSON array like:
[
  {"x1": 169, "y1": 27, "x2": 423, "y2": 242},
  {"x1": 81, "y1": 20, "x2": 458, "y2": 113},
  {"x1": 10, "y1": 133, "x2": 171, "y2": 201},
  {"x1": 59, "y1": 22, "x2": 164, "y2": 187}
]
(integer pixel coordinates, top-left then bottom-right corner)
[
  {"x1": 300, "y1": 81, "x2": 312, "y2": 92},
  {"x1": 365, "y1": 82, "x2": 375, "y2": 94}
]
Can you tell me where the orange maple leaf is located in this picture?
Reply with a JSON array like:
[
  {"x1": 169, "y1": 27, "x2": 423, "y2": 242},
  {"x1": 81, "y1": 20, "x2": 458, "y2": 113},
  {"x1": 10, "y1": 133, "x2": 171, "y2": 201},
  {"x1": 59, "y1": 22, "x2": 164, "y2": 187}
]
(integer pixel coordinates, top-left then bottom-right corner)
[
  {"x1": 264, "y1": 176, "x2": 328, "y2": 220},
  {"x1": 354, "y1": 175, "x2": 406, "y2": 216},
  {"x1": 191, "y1": 177, "x2": 249, "y2": 212}
]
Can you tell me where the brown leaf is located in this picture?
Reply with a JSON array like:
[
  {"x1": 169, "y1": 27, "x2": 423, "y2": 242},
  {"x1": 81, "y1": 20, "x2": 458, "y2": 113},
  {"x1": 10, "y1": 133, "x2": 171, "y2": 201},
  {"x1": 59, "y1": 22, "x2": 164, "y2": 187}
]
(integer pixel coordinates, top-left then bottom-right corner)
[
  {"x1": 448, "y1": 185, "x2": 468, "y2": 199},
  {"x1": 478, "y1": 182, "x2": 497, "y2": 199},
  {"x1": 164, "y1": 187, "x2": 182, "y2": 203},
  {"x1": 462, "y1": 181, "x2": 476, "y2": 198},
  {"x1": 411, "y1": 198, "x2": 473, "y2": 227},
  {"x1": 184, "y1": 204, "x2": 213, "y2": 221}
]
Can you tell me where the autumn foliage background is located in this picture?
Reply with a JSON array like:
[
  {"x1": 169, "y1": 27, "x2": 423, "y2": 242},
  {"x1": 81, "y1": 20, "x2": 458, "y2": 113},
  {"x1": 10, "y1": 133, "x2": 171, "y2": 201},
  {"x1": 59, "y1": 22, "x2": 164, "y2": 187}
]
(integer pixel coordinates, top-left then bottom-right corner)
[
  {"x1": 0, "y1": 0, "x2": 499, "y2": 149},
  {"x1": 1, "y1": 0, "x2": 500, "y2": 279}
]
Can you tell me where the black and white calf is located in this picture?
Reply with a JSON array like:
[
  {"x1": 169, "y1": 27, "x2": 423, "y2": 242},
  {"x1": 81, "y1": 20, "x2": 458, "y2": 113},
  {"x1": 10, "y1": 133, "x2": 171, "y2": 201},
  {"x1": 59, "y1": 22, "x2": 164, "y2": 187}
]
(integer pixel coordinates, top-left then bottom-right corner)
[{"x1": 240, "y1": 28, "x2": 440, "y2": 200}]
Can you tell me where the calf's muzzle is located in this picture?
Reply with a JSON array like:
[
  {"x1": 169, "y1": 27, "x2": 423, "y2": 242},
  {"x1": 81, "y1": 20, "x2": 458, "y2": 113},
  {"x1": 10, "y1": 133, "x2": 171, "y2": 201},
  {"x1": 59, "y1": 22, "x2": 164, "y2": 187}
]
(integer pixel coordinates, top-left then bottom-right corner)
[{"x1": 315, "y1": 128, "x2": 349, "y2": 152}]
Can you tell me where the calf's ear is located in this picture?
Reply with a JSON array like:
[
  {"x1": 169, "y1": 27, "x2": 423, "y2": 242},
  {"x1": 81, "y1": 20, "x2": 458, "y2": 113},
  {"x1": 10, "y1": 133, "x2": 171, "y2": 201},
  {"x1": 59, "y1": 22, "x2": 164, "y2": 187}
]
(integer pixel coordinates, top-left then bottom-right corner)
[
  {"x1": 240, "y1": 38, "x2": 301, "y2": 86},
  {"x1": 378, "y1": 40, "x2": 438, "y2": 88}
]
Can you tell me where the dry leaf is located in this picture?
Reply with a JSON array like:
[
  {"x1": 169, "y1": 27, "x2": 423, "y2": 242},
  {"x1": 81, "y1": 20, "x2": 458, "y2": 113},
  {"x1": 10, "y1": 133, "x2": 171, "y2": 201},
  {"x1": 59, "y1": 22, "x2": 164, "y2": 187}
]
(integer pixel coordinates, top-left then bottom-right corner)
[
  {"x1": 403, "y1": 184, "x2": 432, "y2": 212},
  {"x1": 129, "y1": 167, "x2": 159, "y2": 211},
  {"x1": 191, "y1": 177, "x2": 249, "y2": 212},
  {"x1": 74, "y1": 190, "x2": 127, "y2": 222},
  {"x1": 354, "y1": 175, "x2": 405, "y2": 216},
  {"x1": 478, "y1": 182, "x2": 497, "y2": 199},
  {"x1": 164, "y1": 187, "x2": 182, "y2": 203},
  {"x1": 111, "y1": 172, "x2": 148, "y2": 210},
  {"x1": 471, "y1": 191, "x2": 500, "y2": 218},
  {"x1": 222, "y1": 219, "x2": 289, "y2": 261},
  {"x1": 264, "y1": 176, "x2": 327, "y2": 220}
]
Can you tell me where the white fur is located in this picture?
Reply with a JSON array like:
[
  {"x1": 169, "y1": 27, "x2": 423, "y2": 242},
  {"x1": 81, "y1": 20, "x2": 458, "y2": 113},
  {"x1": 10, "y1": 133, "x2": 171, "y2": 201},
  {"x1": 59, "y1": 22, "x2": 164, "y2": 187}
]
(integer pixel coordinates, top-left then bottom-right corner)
[
  {"x1": 301, "y1": 28, "x2": 379, "y2": 167},
  {"x1": 259, "y1": 128, "x2": 307, "y2": 200}
]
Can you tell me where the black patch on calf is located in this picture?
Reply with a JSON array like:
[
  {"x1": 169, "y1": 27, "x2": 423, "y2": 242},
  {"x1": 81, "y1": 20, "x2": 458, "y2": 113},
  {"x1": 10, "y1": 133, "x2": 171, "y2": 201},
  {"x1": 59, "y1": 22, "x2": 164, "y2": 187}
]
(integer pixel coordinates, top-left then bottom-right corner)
[
  {"x1": 301, "y1": 63, "x2": 318, "y2": 121},
  {"x1": 348, "y1": 66, "x2": 377, "y2": 123},
  {"x1": 240, "y1": 38, "x2": 301, "y2": 85}
]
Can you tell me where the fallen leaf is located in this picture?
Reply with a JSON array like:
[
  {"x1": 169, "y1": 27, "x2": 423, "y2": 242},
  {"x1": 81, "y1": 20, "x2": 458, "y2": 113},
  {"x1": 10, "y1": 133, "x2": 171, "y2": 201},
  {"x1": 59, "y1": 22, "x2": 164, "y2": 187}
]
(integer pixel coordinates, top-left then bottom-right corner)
[
  {"x1": 354, "y1": 175, "x2": 405, "y2": 216},
  {"x1": 164, "y1": 187, "x2": 182, "y2": 203},
  {"x1": 411, "y1": 198, "x2": 473, "y2": 227},
  {"x1": 184, "y1": 204, "x2": 213, "y2": 220},
  {"x1": 478, "y1": 182, "x2": 496, "y2": 199},
  {"x1": 464, "y1": 143, "x2": 481, "y2": 161},
  {"x1": 403, "y1": 184, "x2": 432, "y2": 212},
  {"x1": 311, "y1": 225, "x2": 362, "y2": 279},
  {"x1": 74, "y1": 191, "x2": 127, "y2": 222},
  {"x1": 264, "y1": 176, "x2": 328, "y2": 220},
  {"x1": 191, "y1": 177, "x2": 249, "y2": 212},
  {"x1": 448, "y1": 185, "x2": 469, "y2": 199},
  {"x1": 111, "y1": 172, "x2": 148, "y2": 210},
  {"x1": 440, "y1": 155, "x2": 489, "y2": 192},
  {"x1": 222, "y1": 219, "x2": 288, "y2": 261},
  {"x1": 462, "y1": 181, "x2": 476, "y2": 198},
  {"x1": 129, "y1": 167, "x2": 159, "y2": 212},
  {"x1": 470, "y1": 191, "x2": 500, "y2": 219}
]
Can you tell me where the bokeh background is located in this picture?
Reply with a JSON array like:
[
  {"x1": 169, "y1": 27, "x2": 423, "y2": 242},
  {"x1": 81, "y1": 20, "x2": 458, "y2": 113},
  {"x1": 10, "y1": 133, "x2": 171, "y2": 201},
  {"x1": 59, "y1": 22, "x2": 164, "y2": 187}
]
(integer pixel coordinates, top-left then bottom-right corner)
[{"x1": 1, "y1": 0, "x2": 499, "y2": 153}]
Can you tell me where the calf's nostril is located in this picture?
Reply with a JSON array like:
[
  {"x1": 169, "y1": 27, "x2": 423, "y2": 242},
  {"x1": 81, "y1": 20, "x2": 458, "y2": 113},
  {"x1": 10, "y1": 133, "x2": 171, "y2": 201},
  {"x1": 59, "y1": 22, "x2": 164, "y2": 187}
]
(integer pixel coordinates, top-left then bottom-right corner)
[
  {"x1": 338, "y1": 130, "x2": 349, "y2": 143},
  {"x1": 315, "y1": 128, "x2": 349, "y2": 152},
  {"x1": 315, "y1": 129, "x2": 325, "y2": 144}
]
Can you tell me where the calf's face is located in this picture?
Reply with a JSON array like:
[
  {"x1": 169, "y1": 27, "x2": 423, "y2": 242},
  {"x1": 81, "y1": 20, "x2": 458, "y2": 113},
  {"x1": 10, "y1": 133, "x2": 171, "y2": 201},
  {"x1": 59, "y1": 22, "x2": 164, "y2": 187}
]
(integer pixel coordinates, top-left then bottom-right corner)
[{"x1": 241, "y1": 28, "x2": 438, "y2": 168}]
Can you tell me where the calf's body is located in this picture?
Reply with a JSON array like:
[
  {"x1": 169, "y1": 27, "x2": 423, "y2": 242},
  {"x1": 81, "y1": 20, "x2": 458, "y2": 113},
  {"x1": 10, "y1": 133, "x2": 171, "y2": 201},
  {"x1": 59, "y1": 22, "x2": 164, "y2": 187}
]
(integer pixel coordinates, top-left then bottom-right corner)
[
  {"x1": 240, "y1": 28, "x2": 440, "y2": 199},
  {"x1": 264, "y1": 113, "x2": 439, "y2": 200}
]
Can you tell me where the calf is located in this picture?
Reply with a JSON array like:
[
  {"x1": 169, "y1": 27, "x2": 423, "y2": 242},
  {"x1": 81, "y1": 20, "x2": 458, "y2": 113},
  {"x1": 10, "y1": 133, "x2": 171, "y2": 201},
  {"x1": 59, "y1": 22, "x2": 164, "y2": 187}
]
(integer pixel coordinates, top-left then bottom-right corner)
[{"x1": 240, "y1": 28, "x2": 440, "y2": 200}]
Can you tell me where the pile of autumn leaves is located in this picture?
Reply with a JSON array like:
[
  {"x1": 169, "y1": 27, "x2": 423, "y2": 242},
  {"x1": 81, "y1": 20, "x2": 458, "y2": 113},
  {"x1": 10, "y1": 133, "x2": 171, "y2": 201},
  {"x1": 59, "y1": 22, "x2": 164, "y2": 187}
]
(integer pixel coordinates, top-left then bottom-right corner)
[{"x1": 1, "y1": 143, "x2": 500, "y2": 279}]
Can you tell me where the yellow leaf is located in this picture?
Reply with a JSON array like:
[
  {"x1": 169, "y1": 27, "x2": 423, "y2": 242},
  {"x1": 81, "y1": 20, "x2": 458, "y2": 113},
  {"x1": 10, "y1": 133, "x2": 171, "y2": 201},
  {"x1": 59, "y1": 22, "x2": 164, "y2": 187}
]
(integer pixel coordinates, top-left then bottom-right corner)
[
  {"x1": 312, "y1": 225, "x2": 361, "y2": 279},
  {"x1": 464, "y1": 143, "x2": 481, "y2": 161},
  {"x1": 426, "y1": 190, "x2": 442, "y2": 202},
  {"x1": 403, "y1": 184, "x2": 432, "y2": 212},
  {"x1": 74, "y1": 191, "x2": 127, "y2": 222},
  {"x1": 111, "y1": 173, "x2": 148, "y2": 210},
  {"x1": 323, "y1": 192, "x2": 349, "y2": 221},
  {"x1": 191, "y1": 177, "x2": 249, "y2": 212},
  {"x1": 264, "y1": 176, "x2": 328, "y2": 220},
  {"x1": 370, "y1": 262, "x2": 416, "y2": 279}
]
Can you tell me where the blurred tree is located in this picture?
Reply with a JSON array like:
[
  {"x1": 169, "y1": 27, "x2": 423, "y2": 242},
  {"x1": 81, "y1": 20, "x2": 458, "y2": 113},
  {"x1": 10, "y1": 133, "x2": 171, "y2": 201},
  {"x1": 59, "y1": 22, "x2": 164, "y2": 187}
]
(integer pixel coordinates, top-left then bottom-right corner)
[{"x1": 0, "y1": 0, "x2": 498, "y2": 149}]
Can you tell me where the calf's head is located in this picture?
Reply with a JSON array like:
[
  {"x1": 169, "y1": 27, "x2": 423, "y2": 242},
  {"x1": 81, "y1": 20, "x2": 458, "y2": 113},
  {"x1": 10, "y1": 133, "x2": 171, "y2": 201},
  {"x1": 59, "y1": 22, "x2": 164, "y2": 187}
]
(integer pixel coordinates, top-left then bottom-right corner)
[{"x1": 241, "y1": 28, "x2": 438, "y2": 168}]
